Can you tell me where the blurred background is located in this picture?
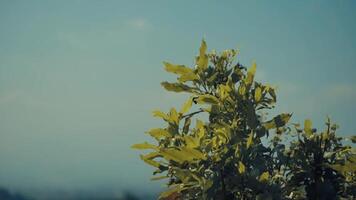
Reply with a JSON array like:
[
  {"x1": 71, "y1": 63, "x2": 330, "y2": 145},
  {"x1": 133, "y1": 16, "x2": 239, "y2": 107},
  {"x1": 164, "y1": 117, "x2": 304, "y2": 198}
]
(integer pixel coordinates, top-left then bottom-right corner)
[{"x1": 0, "y1": 0, "x2": 355, "y2": 199}]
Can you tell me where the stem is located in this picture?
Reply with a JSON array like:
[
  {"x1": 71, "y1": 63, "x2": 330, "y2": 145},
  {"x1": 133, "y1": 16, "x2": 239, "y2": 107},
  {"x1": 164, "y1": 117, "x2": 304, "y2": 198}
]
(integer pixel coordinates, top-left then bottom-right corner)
[
  {"x1": 220, "y1": 168, "x2": 226, "y2": 199},
  {"x1": 181, "y1": 109, "x2": 204, "y2": 119}
]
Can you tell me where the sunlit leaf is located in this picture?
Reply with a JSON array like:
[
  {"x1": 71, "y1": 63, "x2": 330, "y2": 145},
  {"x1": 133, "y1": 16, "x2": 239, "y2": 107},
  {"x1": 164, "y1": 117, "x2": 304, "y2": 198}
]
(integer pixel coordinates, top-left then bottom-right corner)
[
  {"x1": 259, "y1": 171, "x2": 270, "y2": 182},
  {"x1": 195, "y1": 94, "x2": 219, "y2": 105},
  {"x1": 180, "y1": 97, "x2": 193, "y2": 114},
  {"x1": 159, "y1": 185, "x2": 182, "y2": 199},
  {"x1": 238, "y1": 161, "x2": 246, "y2": 174},
  {"x1": 246, "y1": 62, "x2": 256, "y2": 85},
  {"x1": 163, "y1": 62, "x2": 193, "y2": 75},
  {"x1": 152, "y1": 110, "x2": 169, "y2": 121},
  {"x1": 196, "y1": 40, "x2": 208, "y2": 71},
  {"x1": 161, "y1": 82, "x2": 194, "y2": 93},
  {"x1": 262, "y1": 113, "x2": 292, "y2": 130},
  {"x1": 132, "y1": 142, "x2": 158, "y2": 150},
  {"x1": 146, "y1": 128, "x2": 171, "y2": 140},
  {"x1": 151, "y1": 175, "x2": 168, "y2": 181},
  {"x1": 246, "y1": 131, "x2": 254, "y2": 148},
  {"x1": 254, "y1": 87, "x2": 262, "y2": 102},
  {"x1": 140, "y1": 154, "x2": 161, "y2": 168},
  {"x1": 160, "y1": 147, "x2": 206, "y2": 164},
  {"x1": 304, "y1": 119, "x2": 313, "y2": 137}
]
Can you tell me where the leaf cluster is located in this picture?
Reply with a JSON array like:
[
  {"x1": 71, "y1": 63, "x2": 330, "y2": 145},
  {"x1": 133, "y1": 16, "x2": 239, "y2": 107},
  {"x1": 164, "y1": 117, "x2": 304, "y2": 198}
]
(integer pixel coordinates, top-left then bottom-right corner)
[{"x1": 133, "y1": 41, "x2": 356, "y2": 200}]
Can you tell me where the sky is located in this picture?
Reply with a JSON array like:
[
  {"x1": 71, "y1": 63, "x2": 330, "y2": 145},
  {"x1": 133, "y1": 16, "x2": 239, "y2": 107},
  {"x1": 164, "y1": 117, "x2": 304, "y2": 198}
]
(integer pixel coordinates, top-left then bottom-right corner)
[{"x1": 0, "y1": 0, "x2": 355, "y2": 195}]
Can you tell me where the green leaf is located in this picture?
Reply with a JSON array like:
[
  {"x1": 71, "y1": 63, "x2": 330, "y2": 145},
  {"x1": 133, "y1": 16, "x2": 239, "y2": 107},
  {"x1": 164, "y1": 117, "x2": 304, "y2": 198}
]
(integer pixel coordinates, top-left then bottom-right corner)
[{"x1": 131, "y1": 142, "x2": 158, "y2": 150}]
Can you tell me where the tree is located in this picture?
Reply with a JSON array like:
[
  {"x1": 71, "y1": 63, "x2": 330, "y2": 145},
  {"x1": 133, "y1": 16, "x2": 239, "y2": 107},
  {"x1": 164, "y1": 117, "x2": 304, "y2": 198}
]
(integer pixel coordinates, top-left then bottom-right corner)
[{"x1": 132, "y1": 40, "x2": 356, "y2": 200}]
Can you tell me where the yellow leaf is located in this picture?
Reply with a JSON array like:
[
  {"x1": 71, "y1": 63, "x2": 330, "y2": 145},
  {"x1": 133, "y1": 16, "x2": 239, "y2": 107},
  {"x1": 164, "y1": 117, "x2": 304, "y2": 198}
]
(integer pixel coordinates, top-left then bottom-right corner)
[
  {"x1": 238, "y1": 161, "x2": 246, "y2": 174},
  {"x1": 132, "y1": 142, "x2": 158, "y2": 150},
  {"x1": 160, "y1": 147, "x2": 206, "y2": 164},
  {"x1": 152, "y1": 110, "x2": 169, "y2": 121},
  {"x1": 161, "y1": 82, "x2": 193, "y2": 93},
  {"x1": 262, "y1": 113, "x2": 292, "y2": 130},
  {"x1": 163, "y1": 62, "x2": 193, "y2": 75},
  {"x1": 246, "y1": 62, "x2": 256, "y2": 85},
  {"x1": 195, "y1": 94, "x2": 219, "y2": 104},
  {"x1": 246, "y1": 131, "x2": 254, "y2": 148},
  {"x1": 184, "y1": 135, "x2": 199, "y2": 148},
  {"x1": 259, "y1": 171, "x2": 270, "y2": 182},
  {"x1": 180, "y1": 97, "x2": 193, "y2": 114},
  {"x1": 140, "y1": 155, "x2": 161, "y2": 168},
  {"x1": 151, "y1": 175, "x2": 168, "y2": 181},
  {"x1": 197, "y1": 40, "x2": 208, "y2": 71},
  {"x1": 254, "y1": 87, "x2": 262, "y2": 102},
  {"x1": 146, "y1": 128, "x2": 171, "y2": 140},
  {"x1": 169, "y1": 108, "x2": 179, "y2": 124},
  {"x1": 178, "y1": 72, "x2": 199, "y2": 83},
  {"x1": 159, "y1": 185, "x2": 182, "y2": 199},
  {"x1": 238, "y1": 84, "x2": 246, "y2": 96},
  {"x1": 304, "y1": 119, "x2": 313, "y2": 136}
]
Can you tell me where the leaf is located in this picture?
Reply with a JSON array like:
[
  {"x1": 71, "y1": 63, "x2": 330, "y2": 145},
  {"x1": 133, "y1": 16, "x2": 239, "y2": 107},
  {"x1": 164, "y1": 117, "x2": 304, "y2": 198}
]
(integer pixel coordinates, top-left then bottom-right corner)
[
  {"x1": 159, "y1": 185, "x2": 182, "y2": 200},
  {"x1": 132, "y1": 142, "x2": 158, "y2": 150},
  {"x1": 180, "y1": 97, "x2": 193, "y2": 114},
  {"x1": 195, "y1": 94, "x2": 219, "y2": 105},
  {"x1": 184, "y1": 135, "x2": 199, "y2": 148},
  {"x1": 246, "y1": 62, "x2": 256, "y2": 85},
  {"x1": 178, "y1": 72, "x2": 199, "y2": 83},
  {"x1": 182, "y1": 117, "x2": 191, "y2": 134},
  {"x1": 254, "y1": 87, "x2": 262, "y2": 102},
  {"x1": 140, "y1": 154, "x2": 161, "y2": 168},
  {"x1": 151, "y1": 175, "x2": 168, "y2": 181},
  {"x1": 350, "y1": 135, "x2": 356, "y2": 143},
  {"x1": 152, "y1": 110, "x2": 169, "y2": 121},
  {"x1": 329, "y1": 162, "x2": 356, "y2": 174},
  {"x1": 246, "y1": 131, "x2": 254, "y2": 148},
  {"x1": 169, "y1": 108, "x2": 180, "y2": 124},
  {"x1": 259, "y1": 171, "x2": 270, "y2": 182},
  {"x1": 197, "y1": 40, "x2": 208, "y2": 71},
  {"x1": 263, "y1": 113, "x2": 292, "y2": 130},
  {"x1": 238, "y1": 161, "x2": 246, "y2": 174},
  {"x1": 161, "y1": 82, "x2": 194, "y2": 93},
  {"x1": 160, "y1": 147, "x2": 206, "y2": 164},
  {"x1": 146, "y1": 128, "x2": 171, "y2": 140},
  {"x1": 163, "y1": 62, "x2": 193, "y2": 75},
  {"x1": 304, "y1": 119, "x2": 313, "y2": 137},
  {"x1": 238, "y1": 84, "x2": 246, "y2": 96}
]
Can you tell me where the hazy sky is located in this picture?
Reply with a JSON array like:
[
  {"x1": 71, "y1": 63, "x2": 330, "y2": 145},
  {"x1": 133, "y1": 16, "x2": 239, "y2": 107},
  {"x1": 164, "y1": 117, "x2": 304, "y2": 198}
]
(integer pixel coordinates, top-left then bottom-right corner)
[{"x1": 0, "y1": 0, "x2": 355, "y2": 194}]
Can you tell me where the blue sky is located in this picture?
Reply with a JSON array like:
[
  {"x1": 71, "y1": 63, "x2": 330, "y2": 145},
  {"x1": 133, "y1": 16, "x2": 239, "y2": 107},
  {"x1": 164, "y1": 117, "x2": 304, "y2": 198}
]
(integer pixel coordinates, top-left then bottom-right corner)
[{"x1": 0, "y1": 0, "x2": 355, "y2": 194}]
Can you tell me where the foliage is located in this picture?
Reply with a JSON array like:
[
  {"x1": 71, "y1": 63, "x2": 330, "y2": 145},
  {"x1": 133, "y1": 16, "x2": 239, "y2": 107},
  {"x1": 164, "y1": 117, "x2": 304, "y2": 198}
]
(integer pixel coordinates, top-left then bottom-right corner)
[{"x1": 132, "y1": 40, "x2": 356, "y2": 200}]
